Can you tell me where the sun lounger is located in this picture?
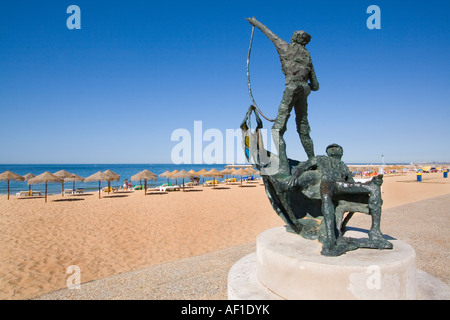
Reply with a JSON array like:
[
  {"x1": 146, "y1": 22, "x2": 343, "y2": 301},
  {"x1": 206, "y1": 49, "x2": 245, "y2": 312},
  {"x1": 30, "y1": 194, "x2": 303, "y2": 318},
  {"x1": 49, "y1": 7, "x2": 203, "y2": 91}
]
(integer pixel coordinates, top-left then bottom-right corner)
[
  {"x1": 204, "y1": 180, "x2": 219, "y2": 186},
  {"x1": 16, "y1": 190, "x2": 42, "y2": 197},
  {"x1": 75, "y1": 188, "x2": 84, "y2": 194},
  {"x1": 223, "y1": 177, "x2": 237, "y2": 183},
  {"x1": 64, "y1": 189, "x2": 74, "y2": 195},
  {"x1": 159, "y1": 185, "x2": 180, "y2": 192}
]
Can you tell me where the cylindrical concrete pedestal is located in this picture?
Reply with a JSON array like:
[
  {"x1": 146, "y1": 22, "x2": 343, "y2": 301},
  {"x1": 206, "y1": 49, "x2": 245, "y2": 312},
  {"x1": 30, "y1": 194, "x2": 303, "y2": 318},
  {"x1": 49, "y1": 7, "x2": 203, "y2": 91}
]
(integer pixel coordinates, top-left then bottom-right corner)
[{"x1": 229, "y1": 227, "x2": 419, "y2": 300}]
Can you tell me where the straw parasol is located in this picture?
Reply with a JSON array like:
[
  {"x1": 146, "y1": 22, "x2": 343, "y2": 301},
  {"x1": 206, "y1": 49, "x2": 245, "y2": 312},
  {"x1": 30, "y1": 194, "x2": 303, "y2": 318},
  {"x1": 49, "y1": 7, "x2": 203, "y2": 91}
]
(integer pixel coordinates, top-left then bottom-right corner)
[
  {"x1": 196, "y1": 168, "x2": 208, "y2": 184},
  {"x1": 220, "y1": 168, "x2": 232, "y2": 181},
  {"x1": 159, "y1": 171, "x2": 171, "y2": 184},
  {"x1": 65, "y1": 173, "x2": 85, "y2": 193},
  {"x1": 54, "y1": 170, "x2": 73, "y2": 196},
  {"x1": 168, "y1": 170, "x2": 180, "y2": 185},
  {"x1": 246, "y1": 167, "x2": 258, "y2": 175},
  {"x1": 23, "y1": 173, "x2": 36, "y2": 194},
  {"x1": 203, "y1": 168, "x2": 224, "y2": 189},
  {"x1": 28, "y1": 172, "x2": 63, "y2": 202},
  {"x1": 84, "y1": 171, "x2": 112, "y2": 199},
  {"x1": 103, "y1": 170, "x2": 120, "y2": 194},
  {"x1": 0, "y1": 170, "x2": 25, "y2": 200},
  {"x1": 131, "y1": 169, "x2": 157, "y2": 195},
  {"x1": 233, "y1": 167, "x2": 250, "y2": 186},
  {"x1": 173, "y1": 169, "x2": 193, "y2": 192}
]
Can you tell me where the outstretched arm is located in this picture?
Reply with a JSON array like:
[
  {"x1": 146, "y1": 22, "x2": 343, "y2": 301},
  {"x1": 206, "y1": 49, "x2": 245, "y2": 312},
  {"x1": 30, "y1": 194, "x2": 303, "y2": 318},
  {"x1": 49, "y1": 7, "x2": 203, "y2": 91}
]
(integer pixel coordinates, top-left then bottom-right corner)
[{"x1": 246, "y1": 17, "x2": 288, "y2": 55}]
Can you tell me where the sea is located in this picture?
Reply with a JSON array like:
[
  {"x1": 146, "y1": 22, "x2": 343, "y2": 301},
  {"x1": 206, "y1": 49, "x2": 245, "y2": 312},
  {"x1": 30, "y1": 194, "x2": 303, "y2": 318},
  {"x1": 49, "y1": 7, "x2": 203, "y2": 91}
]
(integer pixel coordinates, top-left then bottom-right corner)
[{"x1": 0, "y1": 164, "x2": 238, "y2": 195}]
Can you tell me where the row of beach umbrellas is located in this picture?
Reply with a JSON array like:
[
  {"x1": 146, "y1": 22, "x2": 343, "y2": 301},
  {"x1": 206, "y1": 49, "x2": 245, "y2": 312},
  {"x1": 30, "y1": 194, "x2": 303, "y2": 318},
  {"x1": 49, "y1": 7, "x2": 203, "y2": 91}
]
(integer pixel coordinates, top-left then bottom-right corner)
[
  {"x1": 159, "y1": 167, "x2": 258, "y2": 190},
  {"x1": 0, "y1": 167, "x2": 259, "y2": 201},
  {"x1": 0, "y1": 169, "x2": 122, "y2": 202}
]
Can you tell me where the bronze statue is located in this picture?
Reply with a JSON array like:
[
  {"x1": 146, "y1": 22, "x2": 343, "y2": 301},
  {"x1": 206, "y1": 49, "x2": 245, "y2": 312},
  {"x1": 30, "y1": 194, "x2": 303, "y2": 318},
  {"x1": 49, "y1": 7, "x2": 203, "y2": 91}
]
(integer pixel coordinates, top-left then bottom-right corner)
[
  {"x1": 246, "y1": 17, "x2": 319, "y2": 176},
  {"x1": 241, "y1": 18, "x2": 392, "y2": 256}
]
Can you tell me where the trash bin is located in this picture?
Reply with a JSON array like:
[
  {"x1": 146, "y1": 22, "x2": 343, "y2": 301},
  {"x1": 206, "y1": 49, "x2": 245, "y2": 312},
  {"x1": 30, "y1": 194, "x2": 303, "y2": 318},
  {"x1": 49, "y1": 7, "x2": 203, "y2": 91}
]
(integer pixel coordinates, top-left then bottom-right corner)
[
  {"x1": 444, "y1": 171, "x2": 448, "y2": 178},
  {"x1": 417, "y1": 172, "x2": 422, "y2": 182}
]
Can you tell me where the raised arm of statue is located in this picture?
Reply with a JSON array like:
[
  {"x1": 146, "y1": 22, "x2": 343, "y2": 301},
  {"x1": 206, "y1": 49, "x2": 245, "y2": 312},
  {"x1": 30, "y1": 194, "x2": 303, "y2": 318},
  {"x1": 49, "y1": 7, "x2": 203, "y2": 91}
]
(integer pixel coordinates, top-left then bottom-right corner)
[
  {"x1": 309, "y1": 60, "x2": 319, "y2": 91},
  {"x1": 246, "y1": 17, "x2": 288, "y2": 55}
]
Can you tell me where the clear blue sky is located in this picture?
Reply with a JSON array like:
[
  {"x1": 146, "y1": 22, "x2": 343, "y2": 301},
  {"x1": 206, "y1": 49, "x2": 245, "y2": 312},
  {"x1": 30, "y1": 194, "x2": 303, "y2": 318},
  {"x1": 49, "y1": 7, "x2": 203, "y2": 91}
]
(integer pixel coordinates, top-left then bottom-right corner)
[{"x1": 1, "y1": 0, "x2": 449, "y2": 164}]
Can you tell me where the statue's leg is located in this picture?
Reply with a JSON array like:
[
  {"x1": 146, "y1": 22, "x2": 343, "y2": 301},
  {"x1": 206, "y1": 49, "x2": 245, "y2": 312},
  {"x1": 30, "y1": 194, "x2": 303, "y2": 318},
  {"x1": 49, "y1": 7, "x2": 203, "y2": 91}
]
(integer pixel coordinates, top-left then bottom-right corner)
[
  {"x1": 319, "y1": 176, "x2": 338, "y2": 255},
  {"x1": 335, "y1": 179, "x2": 392, "y2": 249},
  {"x1": 294, "y1": 85, "x2": 314, "y2": 159},
  {"x1": 335, "y1": 201, "x2": 355, "y2": 238},
  {"x1": 365, "y1": 178, "x2": 391, "y2": 248},
  {"x1": 272, "y1": 86, "x2": 295, "y2": 176},
  {"x1": 335, "y1": 202, "x2": 345, "y2": 238}
]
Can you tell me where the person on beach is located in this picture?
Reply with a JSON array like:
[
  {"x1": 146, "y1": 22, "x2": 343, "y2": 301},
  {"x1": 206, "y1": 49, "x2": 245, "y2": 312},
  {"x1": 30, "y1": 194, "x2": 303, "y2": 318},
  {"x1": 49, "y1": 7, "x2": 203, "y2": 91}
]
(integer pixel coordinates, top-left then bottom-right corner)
[{"x1": 246, "y1": 17, "x2": 319, "y2": 174}]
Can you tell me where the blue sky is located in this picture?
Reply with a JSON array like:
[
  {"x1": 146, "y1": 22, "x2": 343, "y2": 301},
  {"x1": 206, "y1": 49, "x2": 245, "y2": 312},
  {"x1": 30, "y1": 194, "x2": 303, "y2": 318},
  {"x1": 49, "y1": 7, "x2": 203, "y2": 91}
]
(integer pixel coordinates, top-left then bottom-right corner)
[{"x1": 0, "y1": 0, "x2": 449, "y2": 164}]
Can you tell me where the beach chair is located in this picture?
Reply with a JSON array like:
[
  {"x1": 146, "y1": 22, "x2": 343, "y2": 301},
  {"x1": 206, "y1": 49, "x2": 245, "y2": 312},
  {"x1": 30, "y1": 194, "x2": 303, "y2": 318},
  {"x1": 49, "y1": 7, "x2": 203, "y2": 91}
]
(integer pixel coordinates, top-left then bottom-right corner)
[
  {"x1": 224, "y1": 177, "x2": 236, "y2": 184},
  {"x1": 16, "y1": 191, "x2": 30, "y2": 197},
  {"x1": 204, "y1": 179, "x2": 218, "y2": 186},
  {"x1": 75, "y1": 188, "x2": 84, "y2": 194},
  {"x1": 64, "y1": 189, "x2": 74, "y2": 195},
  {"x1": 159, "y1": 185, "x2": 180, "y2": 192}
]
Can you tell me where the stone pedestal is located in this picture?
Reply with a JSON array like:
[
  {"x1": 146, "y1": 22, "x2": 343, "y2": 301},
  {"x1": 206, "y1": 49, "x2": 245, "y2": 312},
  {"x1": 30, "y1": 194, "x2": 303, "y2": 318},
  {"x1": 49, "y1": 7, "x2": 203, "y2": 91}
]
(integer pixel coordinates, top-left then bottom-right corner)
[{"x1": 228, "y1": 227, "x2": 449, "y2": 300}]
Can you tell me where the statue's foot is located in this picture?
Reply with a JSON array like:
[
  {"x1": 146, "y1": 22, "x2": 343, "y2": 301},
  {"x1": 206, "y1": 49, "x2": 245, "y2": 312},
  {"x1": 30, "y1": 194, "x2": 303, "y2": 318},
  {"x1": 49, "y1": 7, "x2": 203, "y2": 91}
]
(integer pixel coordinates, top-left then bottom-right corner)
[
  {"x1": 369, "y1": 233, "x2": 393, "y2": 249},
  {"x1": 352, "y1": 231, "x2": 393, "y2": 250},
  {"x1": 320, "y1": 246, "x2": 339, "y2": 257},
  {"x1": 321, "y1": 240, "x2": 359, "y2": 257}
]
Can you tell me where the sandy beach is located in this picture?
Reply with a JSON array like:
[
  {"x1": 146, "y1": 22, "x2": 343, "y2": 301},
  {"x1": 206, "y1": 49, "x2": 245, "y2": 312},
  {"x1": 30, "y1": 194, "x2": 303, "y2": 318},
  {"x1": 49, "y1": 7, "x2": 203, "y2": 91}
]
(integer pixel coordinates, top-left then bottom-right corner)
[{"x1": 1, "y1": 172, "x2": 449, "y2": 300}]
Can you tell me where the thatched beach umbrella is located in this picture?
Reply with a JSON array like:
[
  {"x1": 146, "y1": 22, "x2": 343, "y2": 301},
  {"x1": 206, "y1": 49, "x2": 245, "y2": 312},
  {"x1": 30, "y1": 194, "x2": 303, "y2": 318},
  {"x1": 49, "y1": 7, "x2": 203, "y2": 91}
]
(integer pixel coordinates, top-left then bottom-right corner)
[
  {"x1": 103, "y1": 170, "x2": 120, "y2": 194},
  {"x1": 65, "y1": 173, "x2": 85, "y2": 193},
  {"x1": 0, "y1": 170, "x2": 25, "y2": 200},
  {"x1": 246, "y1": 167, "x2": 258, "y2": 175},
  {"x1": 188, "y1": 169, "x2": 199, "y2": 185},
  {"x1": 54, "y1": 170, "x2": 72, "y2": 196},
  {"x1": 28, "y1": 172, "x2": 63, "y2": 202},
  {"x1": 204, "y1": 169, "x2": 223, "y2": 189},
  {"x1": 168, "y1": 170, "x2": 180, "y2": 185},
  {"x1": 159, "y1": 171, "x2": 171, "y2": 184},
  {"x1": 23, "y1": 173, "x2": 36, "y2": 194},
  {"x1": 234, "y1": 168, "x2": 250, "y2": 186},
  {"x1": 84, "y1": 171, "x2": 111, "y2": 199},
  {"x1": 196, "y1": 168, "x2": 208, "y2": 184},
  {"x1": 220, "y1": 168, "x2": 232, "y2": 181},
  {"x1": 131, "y1": 169, "x2": 157, "y2": 195},
  {"x1": 173, "y1": 170, "x2": 193, "y2": 192}
]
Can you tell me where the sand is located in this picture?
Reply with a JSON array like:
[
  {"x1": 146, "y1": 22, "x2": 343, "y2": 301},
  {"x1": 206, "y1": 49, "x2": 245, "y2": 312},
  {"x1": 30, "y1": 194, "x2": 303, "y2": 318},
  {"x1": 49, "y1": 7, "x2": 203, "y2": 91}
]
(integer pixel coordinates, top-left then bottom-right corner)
[{"x1": 0, "y1": 172, "x2": 449, "y2": 300}]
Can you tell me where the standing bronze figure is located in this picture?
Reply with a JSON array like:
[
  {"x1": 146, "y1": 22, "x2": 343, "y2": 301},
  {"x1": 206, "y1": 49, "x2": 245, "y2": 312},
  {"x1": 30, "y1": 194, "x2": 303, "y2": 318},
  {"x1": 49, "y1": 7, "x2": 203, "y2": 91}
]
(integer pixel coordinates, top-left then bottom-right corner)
[{"x1": 246, "y1": 17, "x2": 319, "y2": 176}]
